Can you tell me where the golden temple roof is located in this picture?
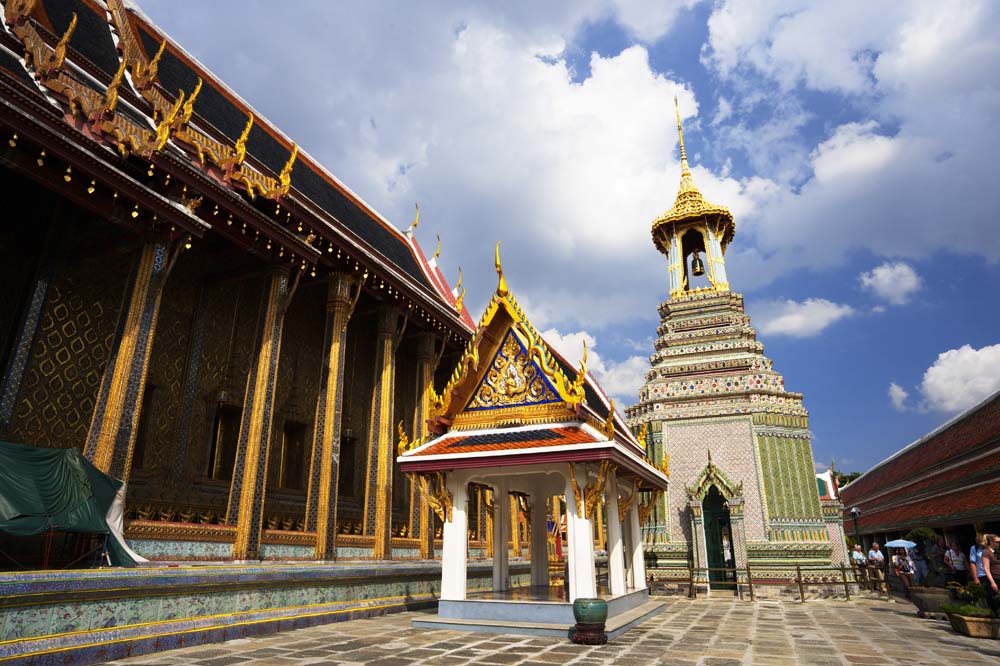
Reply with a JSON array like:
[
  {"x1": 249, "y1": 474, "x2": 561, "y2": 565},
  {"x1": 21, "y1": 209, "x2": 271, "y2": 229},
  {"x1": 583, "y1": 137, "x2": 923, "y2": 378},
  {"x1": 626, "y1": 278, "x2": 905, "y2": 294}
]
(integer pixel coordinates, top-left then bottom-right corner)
[{"x1": 651, "y1": 98, "x2": 735, "y2": 246}]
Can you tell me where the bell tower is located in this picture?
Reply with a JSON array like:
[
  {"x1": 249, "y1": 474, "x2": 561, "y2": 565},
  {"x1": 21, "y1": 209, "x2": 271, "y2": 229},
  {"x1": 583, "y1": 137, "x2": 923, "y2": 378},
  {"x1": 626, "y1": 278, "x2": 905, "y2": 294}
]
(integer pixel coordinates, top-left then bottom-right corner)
[
  {"x1": 627, "y1": 99, "x2": 848, "y2": 580},
  {"x1": 652, "y1": 98, "x2": 735, "y2": 299}
]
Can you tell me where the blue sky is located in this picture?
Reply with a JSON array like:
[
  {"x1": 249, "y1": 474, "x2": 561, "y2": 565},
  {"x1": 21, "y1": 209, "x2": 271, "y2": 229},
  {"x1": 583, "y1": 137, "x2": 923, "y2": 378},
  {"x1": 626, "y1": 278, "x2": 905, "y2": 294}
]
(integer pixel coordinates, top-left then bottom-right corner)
[{"x1": 137, "y1": 1, "x2": 1000, "y2": 473}]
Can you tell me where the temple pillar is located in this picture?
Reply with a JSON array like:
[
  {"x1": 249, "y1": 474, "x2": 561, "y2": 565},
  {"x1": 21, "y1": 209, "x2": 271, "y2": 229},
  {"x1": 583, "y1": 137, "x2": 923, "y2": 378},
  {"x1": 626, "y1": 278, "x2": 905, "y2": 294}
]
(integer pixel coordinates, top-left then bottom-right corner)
[
  {"x1": 564, "y1": 464, "x2": 597, "y2": 600},
  {"x1": 305, "y1": 272, "x2": 360, "y2": 560},
  {"x1": 689, "y1": 499, "x2": 707, "y2": 583},
  {"x1": 529, "y1": 490, "x2": 549, "y2": 587},
  {"x1": 225, "y1": 268, "x2": 298, "y2": 561},
  {"x1": 510, "y1": 494, "x2": 521, "y2": 558},
  {"x1": 492, "y1": 479, "x2": 509, "y2": 591},
  {"x1": 605, "y1": 473, "x2": 627, "y2": 595},
  {"x1": 628, "y1": 502, "x2": 647, "y2": 591},
  {"x1": 412, "y1": 332, "x2": 437, "y2": 558},
  {"x1": 440, "y1": 474, "x2": 468, "y2": 600},
  {"x1": 726, "y1": 496, "x2": 749, "y2": 582},
  {"x1": 363, "y1": 304, "x2": 404, "y2": 560},
  {"x1": 84, "y1": 237, "x2": 178, "y2": 482}
]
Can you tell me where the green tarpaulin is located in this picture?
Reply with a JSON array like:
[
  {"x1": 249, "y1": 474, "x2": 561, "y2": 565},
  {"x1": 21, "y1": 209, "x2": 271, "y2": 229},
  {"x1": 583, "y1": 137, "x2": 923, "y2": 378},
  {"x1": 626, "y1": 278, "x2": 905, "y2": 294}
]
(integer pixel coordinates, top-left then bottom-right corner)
[{"x1": 0, "y1": 440, "x2": 135, "y2": 566}]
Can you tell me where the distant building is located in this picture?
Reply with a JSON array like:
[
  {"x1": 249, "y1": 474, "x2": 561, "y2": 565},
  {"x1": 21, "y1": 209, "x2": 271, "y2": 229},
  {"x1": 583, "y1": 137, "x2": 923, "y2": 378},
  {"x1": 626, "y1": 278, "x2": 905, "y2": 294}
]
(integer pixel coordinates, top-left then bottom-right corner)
[{"x1": 839, "y1": 390, "x2": 1000, "y2": 550}]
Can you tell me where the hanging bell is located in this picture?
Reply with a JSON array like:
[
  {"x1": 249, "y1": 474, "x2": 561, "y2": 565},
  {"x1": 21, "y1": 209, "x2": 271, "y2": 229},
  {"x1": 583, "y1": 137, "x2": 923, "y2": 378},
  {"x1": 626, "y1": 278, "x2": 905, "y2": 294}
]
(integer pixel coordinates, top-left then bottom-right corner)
[{"x1": 691, "y1": 251, "x2": 706, "y2": 276}]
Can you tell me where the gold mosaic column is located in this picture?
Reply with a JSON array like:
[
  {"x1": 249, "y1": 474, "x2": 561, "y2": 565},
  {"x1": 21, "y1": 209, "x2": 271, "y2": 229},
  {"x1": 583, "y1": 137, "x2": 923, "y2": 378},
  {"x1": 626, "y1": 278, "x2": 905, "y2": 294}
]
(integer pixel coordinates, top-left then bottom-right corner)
[
  {"x1": 363, "y1": 304, "x2": 403, "y2": 560},
  {"x1": 84, "y1": 237, "x2": 178, "y2": 482},
  {"x1": 305, "y1": 272, "x2": 360, "y2": 560},
  {"x1": 226, "y1": 268, "x2": 298, "y2": 561},
  {"x1": 412, "y1": 332, "x2": 437, "y2": 558}
]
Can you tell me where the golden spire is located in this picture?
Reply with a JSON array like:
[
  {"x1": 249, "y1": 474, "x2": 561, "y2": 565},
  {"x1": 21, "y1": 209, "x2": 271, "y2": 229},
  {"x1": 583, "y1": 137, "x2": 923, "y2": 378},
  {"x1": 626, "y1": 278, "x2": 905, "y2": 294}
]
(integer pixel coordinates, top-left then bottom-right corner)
[
  {"x1": 651, "y1": 96, "x2": 734, "y2": 249},
  {"x1": 675, "y1": 95, "x2": 691, "y2": 179}
]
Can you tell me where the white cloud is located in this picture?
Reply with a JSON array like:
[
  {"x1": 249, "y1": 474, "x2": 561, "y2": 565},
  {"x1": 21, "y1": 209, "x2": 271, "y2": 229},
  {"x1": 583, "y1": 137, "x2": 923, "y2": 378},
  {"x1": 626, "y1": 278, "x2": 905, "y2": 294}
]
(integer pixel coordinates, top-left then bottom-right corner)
[
  {"x1": 541, "y1": 328, "x2": 649, "y2": 405},
  {"x1": 753, "y1": 298, "x2": 854, "y2": 338},
  {"x1": 610, "y1": 0, "x2": 702, "y2": 43},
  {"x1": 888, "y1": 382, "x2": 909, "y2": 411},
  {"x1": 919, "y1": 343, "x2": 1000, "y2": 413},
  {"x1": 859, "y1": 261, "x2": 922, "y2": 305},
  {"x1": 701, "y1": 0, "x2": 1000, "y2": 281}
]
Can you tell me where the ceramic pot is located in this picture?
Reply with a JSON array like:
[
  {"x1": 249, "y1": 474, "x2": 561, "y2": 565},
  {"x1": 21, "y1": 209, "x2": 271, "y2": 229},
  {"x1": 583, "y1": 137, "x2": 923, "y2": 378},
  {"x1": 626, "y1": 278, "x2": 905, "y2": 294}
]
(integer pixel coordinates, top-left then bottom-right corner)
[{"x1": 572, "y1": 598, "x2": 608, "y2": 625}]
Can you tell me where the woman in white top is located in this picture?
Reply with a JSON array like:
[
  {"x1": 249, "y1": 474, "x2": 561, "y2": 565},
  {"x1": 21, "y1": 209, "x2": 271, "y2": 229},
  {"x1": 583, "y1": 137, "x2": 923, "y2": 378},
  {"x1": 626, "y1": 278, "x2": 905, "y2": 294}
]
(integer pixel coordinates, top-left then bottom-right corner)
[{"x1": 944, "y1": 541, "x2": 968, "y2": 586}]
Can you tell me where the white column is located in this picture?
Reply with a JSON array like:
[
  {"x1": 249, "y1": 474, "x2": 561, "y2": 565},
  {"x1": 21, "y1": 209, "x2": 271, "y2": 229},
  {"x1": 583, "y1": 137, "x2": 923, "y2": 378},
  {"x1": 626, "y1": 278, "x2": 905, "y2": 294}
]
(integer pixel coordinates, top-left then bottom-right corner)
[
  {"x1": 627, "y1": 503, "x2": 647, "y2": 591},
  {"x1": 530, "y1": 491, "x2": 549, "y2": 587},
  {"x1": 440, "y1": 475, "x2": 468, "y2": 600},
  {"x1": 564, "y1": 465, "x2": 597, "y2": 600},
  {"x1": 492, "y1": 480, "x2": 509, "y2": 591},
  {"x1": 605, "y1": 473, "x2": 626, "y2": 596}
]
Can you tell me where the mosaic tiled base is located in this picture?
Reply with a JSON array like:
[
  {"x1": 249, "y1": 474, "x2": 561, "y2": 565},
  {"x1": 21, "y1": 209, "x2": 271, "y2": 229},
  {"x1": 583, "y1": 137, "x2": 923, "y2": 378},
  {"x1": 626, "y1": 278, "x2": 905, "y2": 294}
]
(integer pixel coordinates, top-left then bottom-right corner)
[{"x1": 0, "y1": 562, "x2": 531, "y2": 665}]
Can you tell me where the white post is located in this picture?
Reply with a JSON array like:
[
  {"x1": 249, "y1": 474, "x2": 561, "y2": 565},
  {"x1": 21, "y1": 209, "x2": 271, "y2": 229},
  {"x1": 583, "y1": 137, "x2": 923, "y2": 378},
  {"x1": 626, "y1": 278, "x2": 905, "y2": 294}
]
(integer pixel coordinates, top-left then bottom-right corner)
[
  {"x1": 440, "y1": 475, "x2": 468, "y2": 600},
  {"x1": 605, "y1": 473, "x2": 626, "y2": 596},
  {"x1": 492, "y1": 479, "x2": 509, "y2": 591},
  {"x1": 564, "y1": 465, "x2": 597, "y2": 600},
  {"x1": 627, "y1": 503, "x2": 647, "y2": 591},
  {"x1": 530, "y1": 490, "x2": 549, "y2": 587}
]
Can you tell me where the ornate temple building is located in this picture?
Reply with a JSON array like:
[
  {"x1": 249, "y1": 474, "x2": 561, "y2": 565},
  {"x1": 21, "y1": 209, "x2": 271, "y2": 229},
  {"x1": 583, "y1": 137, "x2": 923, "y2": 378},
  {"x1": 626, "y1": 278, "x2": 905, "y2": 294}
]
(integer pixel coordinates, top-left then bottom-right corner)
[
  {"x1": 0, "y1": 0, "x2": 478, "y2": 563},
  {"x1": 399, "y1": 248, "x2": 668, "y2": 636},
  {"x1": 625, "y1": 101, "x2": 847, "y2": 585}
]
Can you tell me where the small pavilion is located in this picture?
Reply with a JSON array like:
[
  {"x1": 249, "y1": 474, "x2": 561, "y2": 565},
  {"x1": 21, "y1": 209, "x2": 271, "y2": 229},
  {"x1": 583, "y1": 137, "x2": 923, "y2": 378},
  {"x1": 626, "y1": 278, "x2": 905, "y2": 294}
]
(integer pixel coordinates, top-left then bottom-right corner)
[{"x1": 399, "y1": 246, "x2": 669, "y2": 636}]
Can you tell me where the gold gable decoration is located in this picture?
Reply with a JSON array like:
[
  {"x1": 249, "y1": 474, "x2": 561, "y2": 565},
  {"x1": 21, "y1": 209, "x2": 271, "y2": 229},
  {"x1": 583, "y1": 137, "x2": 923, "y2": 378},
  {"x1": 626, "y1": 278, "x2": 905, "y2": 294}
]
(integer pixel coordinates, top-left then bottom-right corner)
[
  {"x1": 466, "y1": 330, "x2": 558, "y2": 410},
  {"x1": 428, "y1": 243, "x2": 587, "y2": 428}
]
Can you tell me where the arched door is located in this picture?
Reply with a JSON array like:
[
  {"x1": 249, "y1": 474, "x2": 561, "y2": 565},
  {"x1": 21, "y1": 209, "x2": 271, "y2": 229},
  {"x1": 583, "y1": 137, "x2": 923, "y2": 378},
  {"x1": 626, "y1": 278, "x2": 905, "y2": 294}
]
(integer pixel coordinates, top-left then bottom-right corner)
[{"x1": 703, "y1": 485, "x2": 735, "y2": 590}]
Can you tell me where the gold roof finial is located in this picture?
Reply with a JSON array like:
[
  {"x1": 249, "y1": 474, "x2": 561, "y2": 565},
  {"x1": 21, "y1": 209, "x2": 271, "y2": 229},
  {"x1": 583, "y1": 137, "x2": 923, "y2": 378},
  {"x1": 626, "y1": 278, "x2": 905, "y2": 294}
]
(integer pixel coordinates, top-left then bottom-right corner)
[
  {"x1": 454, "y1": 267, "x2": 465, "y2": 314},
  {"x1": 407, "y1": 202, "x2": 420, "y2": 234},
  {"x1": 675, "y1": 95, "x2": 691, "y2": 179},
  {"x1": 495, "y1": 241, "x2": 508, "y2": 296},
  {"x1": 432, "y1": 234, "x2": 441, "y2": 261}
]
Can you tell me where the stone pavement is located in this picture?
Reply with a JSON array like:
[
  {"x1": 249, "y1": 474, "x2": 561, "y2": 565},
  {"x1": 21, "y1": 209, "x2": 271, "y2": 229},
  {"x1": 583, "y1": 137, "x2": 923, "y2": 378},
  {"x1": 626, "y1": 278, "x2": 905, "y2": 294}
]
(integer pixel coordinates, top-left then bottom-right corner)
[{"x1": 107, "y1": 597, "x2": 998, "y2": 666}]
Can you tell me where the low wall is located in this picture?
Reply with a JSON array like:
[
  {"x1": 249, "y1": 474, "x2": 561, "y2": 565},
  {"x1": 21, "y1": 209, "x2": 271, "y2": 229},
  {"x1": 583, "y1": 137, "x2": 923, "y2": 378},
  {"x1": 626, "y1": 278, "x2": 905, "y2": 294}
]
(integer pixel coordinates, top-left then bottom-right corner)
[{"x1": 0, "y1": 561, "x2": 531, "y2": 665}]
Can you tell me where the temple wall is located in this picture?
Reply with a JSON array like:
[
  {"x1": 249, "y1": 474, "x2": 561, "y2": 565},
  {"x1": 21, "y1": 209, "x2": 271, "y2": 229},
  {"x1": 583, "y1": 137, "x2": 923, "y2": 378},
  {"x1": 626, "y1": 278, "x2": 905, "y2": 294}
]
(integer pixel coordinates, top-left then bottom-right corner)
[
  {"x1": 662, "y1": 415, "x2": 766, "y2": 542},
  {"x1": 6, "y1": 218, "x2": 130, "y2": 451}
]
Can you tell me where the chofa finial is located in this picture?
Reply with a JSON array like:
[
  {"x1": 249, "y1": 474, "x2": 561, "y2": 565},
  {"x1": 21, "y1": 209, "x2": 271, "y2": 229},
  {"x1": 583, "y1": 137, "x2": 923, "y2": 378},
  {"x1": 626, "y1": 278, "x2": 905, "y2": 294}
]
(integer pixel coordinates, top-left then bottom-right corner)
[
  {"x1": 495, "y1": 241, "x2": 508, "y2": 296},
  {"x1": 407, "y1": 202, "x2": 419, "y2": 234}
]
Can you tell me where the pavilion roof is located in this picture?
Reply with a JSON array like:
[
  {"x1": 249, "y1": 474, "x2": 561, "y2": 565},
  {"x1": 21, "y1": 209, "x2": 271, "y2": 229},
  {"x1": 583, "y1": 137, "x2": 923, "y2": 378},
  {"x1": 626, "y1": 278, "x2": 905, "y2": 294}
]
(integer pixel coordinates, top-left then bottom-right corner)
[{"x1": 398, "y1": 245, "x2": 668, "y2": 490}]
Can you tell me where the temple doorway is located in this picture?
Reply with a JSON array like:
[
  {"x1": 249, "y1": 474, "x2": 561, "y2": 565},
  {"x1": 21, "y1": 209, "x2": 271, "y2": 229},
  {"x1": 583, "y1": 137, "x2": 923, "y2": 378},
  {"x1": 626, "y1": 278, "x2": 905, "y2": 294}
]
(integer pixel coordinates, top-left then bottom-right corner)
[{"x1": 703, "y1": 486, "x2": 735, "y2": 590}]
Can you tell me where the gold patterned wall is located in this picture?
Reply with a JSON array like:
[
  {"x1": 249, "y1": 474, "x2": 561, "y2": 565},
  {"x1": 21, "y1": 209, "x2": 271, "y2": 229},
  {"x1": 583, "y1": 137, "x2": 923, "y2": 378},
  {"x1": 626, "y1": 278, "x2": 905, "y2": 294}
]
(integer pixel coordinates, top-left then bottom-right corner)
[{"x1": 7, "y1": 216, "x2": 131, "y2": 451}]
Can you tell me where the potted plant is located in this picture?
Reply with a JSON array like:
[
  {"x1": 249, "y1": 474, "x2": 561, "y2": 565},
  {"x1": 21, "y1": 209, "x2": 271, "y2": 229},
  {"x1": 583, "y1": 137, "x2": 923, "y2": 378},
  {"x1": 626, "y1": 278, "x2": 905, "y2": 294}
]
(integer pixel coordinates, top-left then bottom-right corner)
[
  {"x1": 947, "y1": 581, "x2": 986, "y2": 605},
  {"x1": 910, "y1": 585, "x2": 952, "y2": 617},
  {"x1": 940, "y1": 603, "x2": 1000, "y2": 639}
]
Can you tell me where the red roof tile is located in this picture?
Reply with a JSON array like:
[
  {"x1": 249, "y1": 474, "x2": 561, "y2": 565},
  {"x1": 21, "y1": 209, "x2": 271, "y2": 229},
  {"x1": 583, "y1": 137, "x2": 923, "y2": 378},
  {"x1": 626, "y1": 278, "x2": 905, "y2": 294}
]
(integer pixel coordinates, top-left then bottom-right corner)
[{"x1": 412, "y1": 426, "x2": 597, "y2": 456}]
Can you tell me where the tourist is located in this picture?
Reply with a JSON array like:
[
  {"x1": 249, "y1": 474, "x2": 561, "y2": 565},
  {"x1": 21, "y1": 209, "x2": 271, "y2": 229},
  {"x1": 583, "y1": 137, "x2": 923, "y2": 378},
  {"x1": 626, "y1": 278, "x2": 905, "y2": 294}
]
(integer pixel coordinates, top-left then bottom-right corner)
[
  {"x1": 925, "y1": 535, "x2": 946, "y2": 584},
  {"x1": 868, "y1": 543, "x2": 886, "y2": 592},
  {"x1": 893, "y1": 548, "x2": 915, "y2": 598},
  {"x1": 851, "y1": 544, "x2": 866, "y2": 567},
  {"x1": 911, "y1": 539, "x2": 929, "y2": 586},
  {"x1": 944, "y1": 541, "x2": 968, "y2": 586},
  {"x1": 969, "y1": 534, "x2": 986, "y2": 584},
  {"x1": 982, "y1": 534, "x2": 999, "y2": 616}
]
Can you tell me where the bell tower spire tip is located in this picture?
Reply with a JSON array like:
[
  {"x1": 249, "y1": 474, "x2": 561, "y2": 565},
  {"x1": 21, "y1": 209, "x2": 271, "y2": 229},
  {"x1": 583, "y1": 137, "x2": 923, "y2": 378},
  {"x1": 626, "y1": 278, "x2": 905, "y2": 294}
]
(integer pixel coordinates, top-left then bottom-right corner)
[{"x1": 675, "y1": 95, "x2": 691, "y2": 178}]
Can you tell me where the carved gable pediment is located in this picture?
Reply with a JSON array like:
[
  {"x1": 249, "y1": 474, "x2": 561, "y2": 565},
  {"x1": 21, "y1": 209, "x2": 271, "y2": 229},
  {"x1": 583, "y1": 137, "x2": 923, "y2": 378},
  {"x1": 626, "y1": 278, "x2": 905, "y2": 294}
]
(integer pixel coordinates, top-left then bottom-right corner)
[
  {"x1": 465, "y1": 329, "x2": 560, "y2": 411},
  {"x1": 685, "y1": 458, "x2": 743, "y2": 502}
]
